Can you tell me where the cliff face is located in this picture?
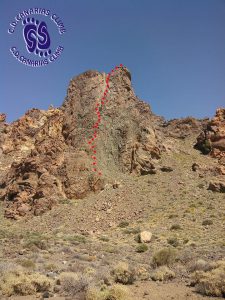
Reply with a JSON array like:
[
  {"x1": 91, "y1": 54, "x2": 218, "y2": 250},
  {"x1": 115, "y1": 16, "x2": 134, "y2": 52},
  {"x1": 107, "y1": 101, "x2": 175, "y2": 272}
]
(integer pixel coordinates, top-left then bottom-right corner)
[
  {"x1": 0, "y1": 66, "x2": 166, "y2": 218},
  {"x1": 62, "y1": 67, "x2": 165, "y2": 174}
]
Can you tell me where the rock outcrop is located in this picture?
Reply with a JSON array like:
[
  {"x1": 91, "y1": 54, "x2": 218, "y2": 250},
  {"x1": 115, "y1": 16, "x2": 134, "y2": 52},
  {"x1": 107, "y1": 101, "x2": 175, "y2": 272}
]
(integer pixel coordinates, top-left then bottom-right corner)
[
  {"x1": 208, "y1": 180, "x2": 225, "y2": 193},
  {"x1": 162, "y1": 117, "x2": 206, "y2": 139},
  {"x1": 195, "y1": 108, "x2": 225, "y2": 159},
  {"x1": 194, "y1": 108, "x2": 225, "y2": 190},
  {"x1": 195, "y1": 108, "x2": 225, "y2": 176},
  {"x1": 0, "y1": 66, "x2": 164, "y2": 218},
  {"x1": 1, "y1": 66, "x2": 223, "y2": 218}
]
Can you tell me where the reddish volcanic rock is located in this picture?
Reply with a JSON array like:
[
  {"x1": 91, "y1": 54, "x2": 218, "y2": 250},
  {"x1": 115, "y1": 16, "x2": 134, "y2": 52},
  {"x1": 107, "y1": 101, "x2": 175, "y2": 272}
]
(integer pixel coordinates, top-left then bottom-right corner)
[{"x1": 195, "y1": 108, "x2": 225, "y2": 159}]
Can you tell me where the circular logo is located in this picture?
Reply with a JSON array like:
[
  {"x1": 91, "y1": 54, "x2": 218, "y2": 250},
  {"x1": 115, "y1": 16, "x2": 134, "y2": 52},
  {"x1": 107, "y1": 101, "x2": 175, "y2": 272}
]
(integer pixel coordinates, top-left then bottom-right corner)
[{"x1": 8, "y1": 8, "x2": 66, "y2": 67}]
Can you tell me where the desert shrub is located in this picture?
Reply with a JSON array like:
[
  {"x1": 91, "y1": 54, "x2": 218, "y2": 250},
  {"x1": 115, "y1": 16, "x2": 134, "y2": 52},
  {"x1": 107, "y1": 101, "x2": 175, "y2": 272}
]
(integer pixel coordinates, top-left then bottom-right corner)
[
  {"x1": 170, "y1": 224, "x2": 182, "y2": 230},
  {"x1": 167, "y1": 237, "x2": 179, "y2": 247},
  {"x1": 135, "y1": 266, "x2": 150, "y2": 281},
  {"x1": 112, "y1": 262, "x2": 136, "y2": 285},
  {"x1": 151, "y1": 266, "x2": 175, "y2": 281},
  {"x1": 118, "y1": 221, "x2": 129, "y2": 228},
  {"x1": 195, "y1": 138, "x2": 211, "y2": 154},
  {"x1": 189, "y1": 259, "x2": 215, "y2": 273},
  {"x1": 99, "y1": 236, "x2": 110, "y2": 242},
  {"x1": 202, "y1": 219, "x2": 213, "y2": 226},
  {"x1": 106, "y1": 284, "x2": 131, "y2": 300},
  {"x1": 0, "y1": 262, "x2": 22, "y2": 275},
  {"x1": 94, "y1": 267, "x2": 112, "y2": 286},
  {"x1": 134, "y1": 234, "x2": 140, "y2": 243},
  {"x1": 63, "y1": 234, "x2": 86, "y2": 244},
  {"x1": 17, "y1": 259, "x2": 35, "y2": 269},
  {"x1": 183, "y1": 238, "x2": 189, "y2": 244},
  {"x1": 0, "y1": 229, "x2": 8, "y2": 239},
  {"x1": 168, "y1": 214, "x2": 178, "y2": 219},
  {"x1": 86, "y1": 286, "x2": 108, "y2": 300},
  {"x1": 68, "y1": 261, "x2": 86, "y2": 273},
  {"x1": 59, "y1": 272, "x2": 89, "y2": 295},
  {"x1": 103, "y1": 245, "x2": 118, "y2": 254},
  {"x1": 197, "y1": 183, "x2": 205, "y2": 189},
  {"x1": 0, "y1": 271, "x2": 52, "y2": 296},
  {"x1": 136, "y1": 244, "x2": 148, "y2": 253},
  {"x1": 191, "y1": 260, "x2": 225, "y2": 297},
  {"x1": 152, "y1": 247, "x2": 177, "y2": 267},
  {"x1": 59, "y1": 198, "x2": 71, "y2": 204},
  {"x1": 24, "y1": 232, "x2": 48, "y2": 250},
  {"x1": 86, "y1": 284, "x2": 131, "y2": 300},
  {"x1": 44, "y1": 263, "x2": 58, "y2": 271},
  {"x1": 123, "y1": 227, "x2": 140, "y2": 235}
]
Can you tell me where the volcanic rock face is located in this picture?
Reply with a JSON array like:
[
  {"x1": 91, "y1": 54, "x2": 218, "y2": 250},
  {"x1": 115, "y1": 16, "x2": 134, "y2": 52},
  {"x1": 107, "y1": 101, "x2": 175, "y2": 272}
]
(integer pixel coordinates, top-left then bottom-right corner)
[
  {"x1": 195, "y1": 108, "x2": 225, "y2": 175},
  {"x1": 62, "y1": 67, "x2": 164, "y2": 175},
  {"x1": 0, "y1": 108, "x2": 67, "y2": 218},
  {"x1": 195, "y1": 108, "x2": 225, "y2": 158},
  {"x1": 194, "y1": 108, "x2": 225, "y2": 191},
  {"x1": 0, "y1": 67, "x2": 165, "y2": 218}
]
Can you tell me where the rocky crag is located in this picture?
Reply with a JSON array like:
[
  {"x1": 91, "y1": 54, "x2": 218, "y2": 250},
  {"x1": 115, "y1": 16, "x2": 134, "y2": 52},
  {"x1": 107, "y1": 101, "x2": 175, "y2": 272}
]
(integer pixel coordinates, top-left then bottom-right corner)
[
  {"x1": 0, "y1": 66, "x2": 224, "y2": 219},
  {"x1": 195, "y1": 108, "x2": 225, "y2": 192}
]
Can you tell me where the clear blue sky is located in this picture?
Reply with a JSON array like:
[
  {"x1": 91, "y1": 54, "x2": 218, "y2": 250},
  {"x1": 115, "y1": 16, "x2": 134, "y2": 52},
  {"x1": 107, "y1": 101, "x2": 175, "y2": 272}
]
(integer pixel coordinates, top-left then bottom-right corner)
[{"x1": 1, "y1": 0, "x2": 225, "y2": 122}]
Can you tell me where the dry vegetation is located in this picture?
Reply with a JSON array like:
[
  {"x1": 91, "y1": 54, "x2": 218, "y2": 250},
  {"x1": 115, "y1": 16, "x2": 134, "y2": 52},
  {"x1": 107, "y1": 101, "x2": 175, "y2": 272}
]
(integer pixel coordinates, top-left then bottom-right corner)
[{"x1": 0, "y1": 136, "x2": 224, "y2": 299}]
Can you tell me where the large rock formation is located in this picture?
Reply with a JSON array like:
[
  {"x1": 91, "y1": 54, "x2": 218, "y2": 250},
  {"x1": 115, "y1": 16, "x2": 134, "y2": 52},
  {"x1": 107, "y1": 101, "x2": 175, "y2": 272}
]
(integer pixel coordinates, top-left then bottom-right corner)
[
  {"x1": 195, "y1": 108, "x2": 225, "y2": 175},
  {"x1": 1, "y1": 66, "x2": 222, "y2": 218},
  {"x1": 195, "y1": 108, "x2": 225, "y2": 158},
  {"x1": 0, "y1": 66, "x2": 165, "y2": 219},
  {"x1": 194, "y1": 108, "x2": 225, "y2": 191},
  {"x1": 161, "y1": 117, "x2": 208, "y2": 139}
]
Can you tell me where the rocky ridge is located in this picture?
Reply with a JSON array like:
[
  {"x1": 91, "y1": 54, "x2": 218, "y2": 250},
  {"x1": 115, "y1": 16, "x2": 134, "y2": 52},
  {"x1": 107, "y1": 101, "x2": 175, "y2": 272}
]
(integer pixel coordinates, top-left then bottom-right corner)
[{"x1": 0, "y1": 66, "x2": 224, "y2": 219}]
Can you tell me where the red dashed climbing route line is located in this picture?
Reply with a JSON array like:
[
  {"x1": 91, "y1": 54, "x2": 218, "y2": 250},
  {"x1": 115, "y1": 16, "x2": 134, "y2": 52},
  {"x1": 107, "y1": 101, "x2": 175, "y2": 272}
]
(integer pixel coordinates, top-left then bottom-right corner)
[{"x1": 87, "y1": 64, "x2": 123, "y2": 176}]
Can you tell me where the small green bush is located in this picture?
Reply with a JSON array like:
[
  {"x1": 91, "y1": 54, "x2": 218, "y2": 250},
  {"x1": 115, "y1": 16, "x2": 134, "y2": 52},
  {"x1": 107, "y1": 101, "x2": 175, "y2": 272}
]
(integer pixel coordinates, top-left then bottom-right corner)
[
  {"x1": 192, "y1": 260, "x2": 225, "y2": 297},
  {"x1": 17, "y1": 259, "x2": 35, "y2": 269},
  {"x1": 118, "y1": 221, "x2": 129, "y2": 228},
  {"x1": 112, "y1": 262, "x2": 136, "y2": 285},
  {"x1": 151, "y1": 266, "x2": 175, "y2": 281},
  {"x1": 202, "y1": 219, "x2": 213, "y2": 226},
  {"x1": 0, "y1": 229, "x2": 9, "y2": 239},
  {"x1": 167, "y1": 237, "x2": 179, "y2": 247},
  {"x1": 201, "y1": 139, "x2": 212, "y2": 154},
  {"x1": 99, "y1": 236, "x2": 110, "y2": 242},
  {"x1": 63, "y1": 234, "x2": 86, "y2": 244},
  {"x1": 152, "y1": 248, "x2": 177, "y2": 267},
  {"x1": 168, "y1": 214, "x2": 178, "y2": 219},
  {"x1": 170, "y1": 224, "x2": 182, "y2": 230},
  {"x1": 123, "y1": 228, "x2": 140, "y2": 235},
  {"x1": 44, "y1": 263, "x2": 58, "y2": 271},
  {"x1": 86, "y1": 284, "x2": 131, "y2": 300},
  {"x1": 24, "y1": 232, "x2": 48, "y2": 250},
  {"x1": 59, "y1": 198, "x2": 71, "y2": 205},
  {"x1": 136, "y1": 244, "x2": 148, "y2": 253},
  {"x1": 0, "y1": 271, "x2": 52, "y2": 296}
]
